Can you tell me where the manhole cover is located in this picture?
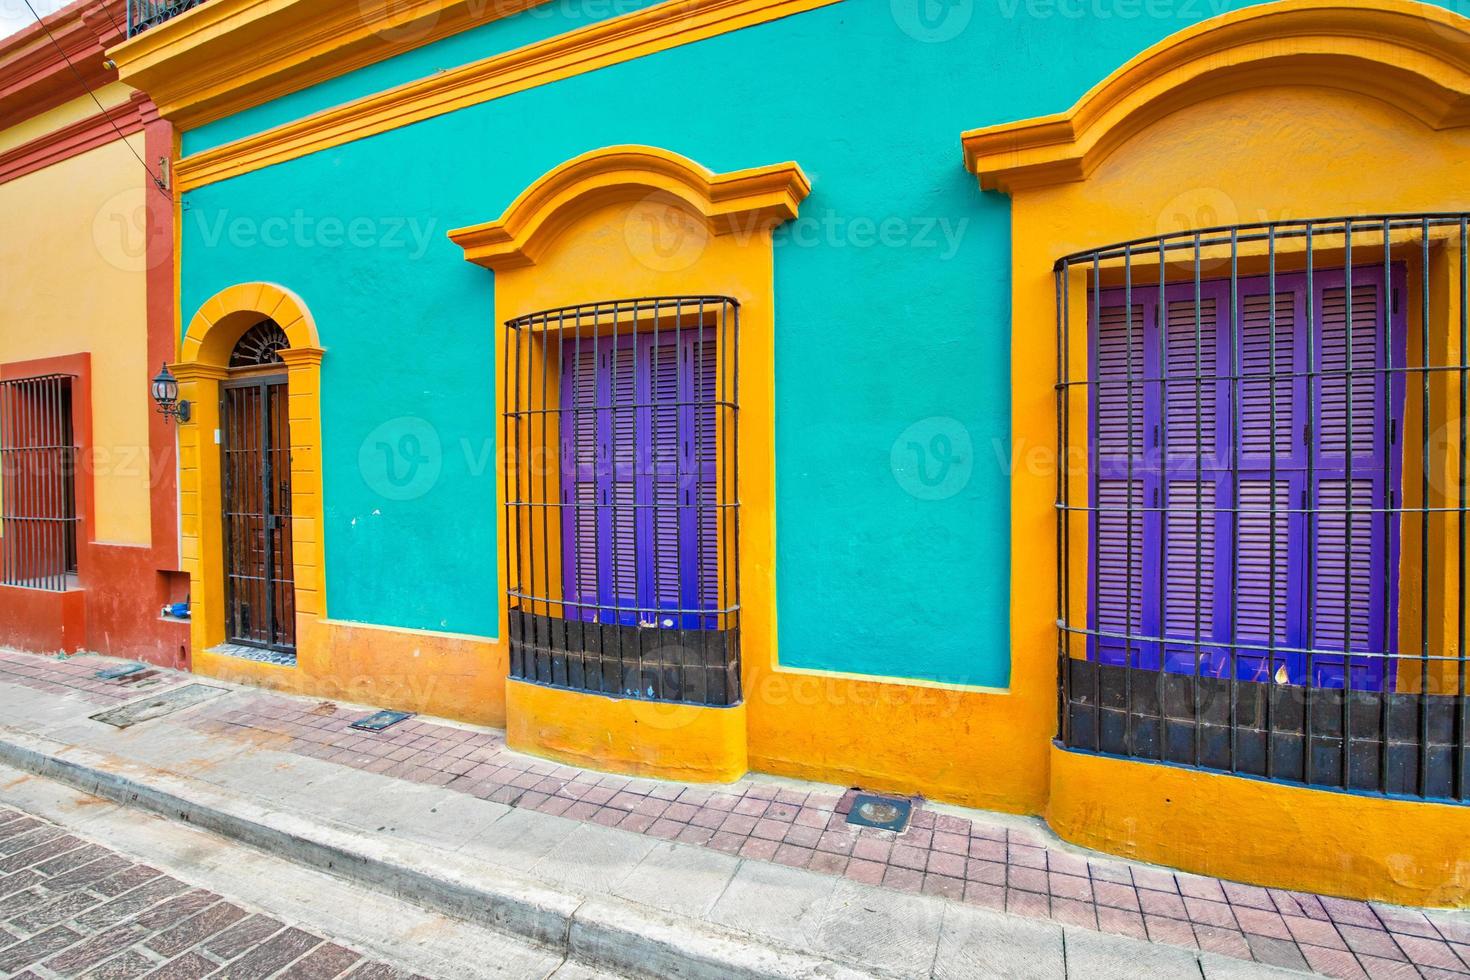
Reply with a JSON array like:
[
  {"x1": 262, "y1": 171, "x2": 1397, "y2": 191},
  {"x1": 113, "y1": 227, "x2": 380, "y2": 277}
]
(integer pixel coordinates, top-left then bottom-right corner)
[
  {"x1": 89, "y1": 684, "x2": 229, "y2": 729},
  {"x1": 845, "y1": 793, "x2": 914, "y2": 832},
  {"x1": 350, "y1": 710, "x2": 413, "y2": 732},
  {"x1": 94, "y1": 663, "x2": 147, "y2": 681}
]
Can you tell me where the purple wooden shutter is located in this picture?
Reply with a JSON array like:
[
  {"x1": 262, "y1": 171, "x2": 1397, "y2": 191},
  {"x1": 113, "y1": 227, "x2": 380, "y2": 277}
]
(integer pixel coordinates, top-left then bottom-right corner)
[
  {"x1": 1308, "y1": 269, "x2": 1402, "y2": 690},
  {"x1": 1159, "y1": 287, "x2": 1225, "y2": 674},
  {"x1": 562, "y1": 328, "x2": 719, "y2": 631},
  {"x1": 1090, "y1": 269, "x2": 1403, "y2": 690},
  {"x1": 1090, "y1": 300, "x2": 1147, "y2": 666},
  {"x1": 560, "y1": 345, "x2": 601, "y2": 623}
]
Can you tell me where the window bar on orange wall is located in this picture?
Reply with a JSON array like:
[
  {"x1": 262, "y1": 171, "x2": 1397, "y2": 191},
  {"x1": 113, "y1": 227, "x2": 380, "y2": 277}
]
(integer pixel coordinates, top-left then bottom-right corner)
[
  {"x1": 0, "y1": 375, "x2": 77, "y2": 593},
  {"x1": 503, "y1": 297, "x2": 741, "y2": 706},
  {"x1": 1056, "y1": 214, "x2": 1470, "y2": 800}
]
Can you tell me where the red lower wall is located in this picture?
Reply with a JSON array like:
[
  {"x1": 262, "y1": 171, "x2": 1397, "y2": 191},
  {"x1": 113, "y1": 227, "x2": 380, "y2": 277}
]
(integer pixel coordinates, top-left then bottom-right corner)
[
  {"x1": 0, "y1": 584, "x2": 85, "y2": 653},
  {"x1": 84, "y1": 544, "x2": 189, "y2": 669}
]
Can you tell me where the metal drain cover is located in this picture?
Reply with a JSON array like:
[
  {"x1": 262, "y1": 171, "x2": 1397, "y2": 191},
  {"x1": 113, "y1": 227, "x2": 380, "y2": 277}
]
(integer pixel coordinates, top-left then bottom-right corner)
[
  {"x1": 846, "y1": 793, "x2": 913, "y2": 832},
  {"x1": 89, "y1": 684, "x2": 228, "y2": 729},
  {"x1": 94, "y1": 663, "x2": 147, "y2": 681},
  {"x1": 350, "y1": 710, "x2": 413, "y2": 732}
]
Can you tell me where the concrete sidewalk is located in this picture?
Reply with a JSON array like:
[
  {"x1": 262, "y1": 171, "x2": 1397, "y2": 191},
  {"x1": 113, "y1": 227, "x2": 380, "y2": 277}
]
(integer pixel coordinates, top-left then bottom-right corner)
[{"x1": 0, "y1": 651, "x2": 1459, "y2": 979}]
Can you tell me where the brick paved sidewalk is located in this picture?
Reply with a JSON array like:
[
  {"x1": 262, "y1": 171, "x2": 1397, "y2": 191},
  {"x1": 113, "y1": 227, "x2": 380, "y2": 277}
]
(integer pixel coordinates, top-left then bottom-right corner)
[
  {"x1": 5, "y1": 649, "x2": 1470, "y2": 980},
  {"x1": 0, "y1": 801, "x2": 423, "y2": 980}
]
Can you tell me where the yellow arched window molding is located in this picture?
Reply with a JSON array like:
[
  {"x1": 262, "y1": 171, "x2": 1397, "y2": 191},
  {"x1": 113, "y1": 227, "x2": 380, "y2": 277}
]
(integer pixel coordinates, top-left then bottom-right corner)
[
  {"x1": 175, "y1": 282, "x2": 326, "y2": 666},
  {"x1": 962, "y1": 0, "x2": 1470, "y2": 192},
  {"x1": 449, "y1": 145, "x2": 810, "y2": 270},
  {"x1": 449, "y1": 145, "x2": 809, "y2": 782},
  {"x1": 958, "y1": 0, "x2": 1470, "y2": 906}
]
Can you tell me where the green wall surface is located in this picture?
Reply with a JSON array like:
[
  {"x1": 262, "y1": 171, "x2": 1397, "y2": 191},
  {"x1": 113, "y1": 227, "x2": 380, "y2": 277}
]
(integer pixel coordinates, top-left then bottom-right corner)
[{"x1": 180, "y1": 0, "x2": 1286, "y2": 687}]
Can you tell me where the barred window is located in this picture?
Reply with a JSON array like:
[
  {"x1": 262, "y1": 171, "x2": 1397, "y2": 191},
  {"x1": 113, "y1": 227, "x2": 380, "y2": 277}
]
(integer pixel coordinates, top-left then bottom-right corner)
[
  {"x1": 505, "y1": 297, "x2": 740, "y2": 706},
  {"x1": 0, "y1": 375, "x2": 78, "y2": 592},
  {"x1": 1057, "y1": 216, "x2": 1470, "y2": 800}
]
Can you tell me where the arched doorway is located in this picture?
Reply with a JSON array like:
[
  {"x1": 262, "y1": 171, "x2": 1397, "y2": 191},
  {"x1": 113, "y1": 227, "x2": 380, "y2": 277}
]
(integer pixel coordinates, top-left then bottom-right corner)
[
  {"x1": 174, "y1": 283, "x2": 323, "y2": 669},
  {"x1": 220, "y1": 319, "x2": 295, "y2": 654}
]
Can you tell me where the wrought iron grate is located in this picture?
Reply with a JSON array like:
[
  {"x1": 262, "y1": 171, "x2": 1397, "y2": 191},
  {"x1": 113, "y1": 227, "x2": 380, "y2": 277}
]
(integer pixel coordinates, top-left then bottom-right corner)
[
  {"x1": 126, "y1": 0, "x2": 207, "y2": 35},
  {"x1": 1055, "y1": 214, "x2": 1470, "y2": 800},
  {"x1": 503, "y1": 296, "x2": 741, "y2": 706},
  {"x1": 0, "y1": 374, "x2": 78, "y2": 593}
]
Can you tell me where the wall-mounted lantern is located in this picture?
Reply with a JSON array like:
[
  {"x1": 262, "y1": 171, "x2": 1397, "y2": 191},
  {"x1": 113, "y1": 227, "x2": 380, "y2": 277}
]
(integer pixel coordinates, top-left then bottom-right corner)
[{"x1": 150, "y1": 363, "x2": 191, "y2": 423}]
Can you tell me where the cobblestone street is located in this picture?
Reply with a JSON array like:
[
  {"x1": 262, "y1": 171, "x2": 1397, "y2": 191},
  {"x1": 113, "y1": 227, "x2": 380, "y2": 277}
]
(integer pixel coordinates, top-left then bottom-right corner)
[{"x1": 0, "y1": 802, "x2": 427, "y2": 980}]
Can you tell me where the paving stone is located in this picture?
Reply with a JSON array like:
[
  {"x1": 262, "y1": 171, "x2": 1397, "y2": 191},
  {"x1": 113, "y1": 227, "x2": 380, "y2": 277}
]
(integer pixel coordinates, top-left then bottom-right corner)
[
  {"x1": 0, "y1": 924, "x2": 84, "y2": 974},
  {"x1": 93, "y1": 867, "x2": 162, "y2": 898},
  {"x1": 276, "y1": 942, "x2": 361, "y2": 980},
  {"x1": 142, "y1": 951, "x2": 219, "y2": 980},
  {"x1": 813, "y1": 878, "x2": 945, "y2": 976},
  {"x1": 80, "y1": 949, "x2": 159, "y2": 980},
  {"x1": 203, "y1": 914, "x2": 286, "y2": 960},
  {"x1": 612, "y1": 841, "x2": 739, "y2": 917},
  {"x1": 145, "y1": 902, "x2": 247, "y2": 957},
  {"x1": 935, "y1": 903, "x2": 1065, "y2": 980},
  {"x1": 213, "y1": 926, "x2": 320, "y2": 978},
  {"x1": 132, "y1": 891, "x2": 220, "y2": 931},
  {"x1": 45, "y1": 924, "x2": 147, "y2": 974},
  {"x1": 708, "y1": 859, "x2": 837, "y2": 948},
  {"x1": 11, "y1": 889, "x2": 102, "y2": 931},
  {"x1": 1064, "y1": 925, "x2": 1202, "y2": 979},
  {"x1": 75, "y1": 877, "x2": 188, "y2": 931}
]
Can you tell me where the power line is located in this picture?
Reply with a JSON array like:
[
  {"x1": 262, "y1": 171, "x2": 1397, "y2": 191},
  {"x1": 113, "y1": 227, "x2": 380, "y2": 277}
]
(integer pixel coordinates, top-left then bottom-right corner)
[{"x1": 20, "y1": 0, "x2": 172, "y2": 200}]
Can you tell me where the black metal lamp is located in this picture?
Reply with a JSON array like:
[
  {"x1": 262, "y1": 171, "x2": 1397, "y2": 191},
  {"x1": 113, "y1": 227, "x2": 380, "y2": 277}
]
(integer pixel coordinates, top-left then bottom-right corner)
[{"x1": 150, "y1": 363, "x2": 191, "y2": 423}]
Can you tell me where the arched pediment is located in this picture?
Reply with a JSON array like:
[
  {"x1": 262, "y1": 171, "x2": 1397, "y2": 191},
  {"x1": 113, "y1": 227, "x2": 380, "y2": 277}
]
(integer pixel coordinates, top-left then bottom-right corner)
[
  {"x1": 448, "y1": 145, "x2": 810, "y2": 270},
  {"x1": 962, "y1": 0, "x2": 1470, "y2": 193}
]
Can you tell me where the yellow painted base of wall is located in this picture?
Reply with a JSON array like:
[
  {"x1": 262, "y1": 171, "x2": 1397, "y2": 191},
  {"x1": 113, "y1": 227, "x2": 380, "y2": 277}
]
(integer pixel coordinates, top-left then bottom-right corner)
[
  {"x1": 505, "y1": 678, "x2": 748, "y2": 782},
  {"x1": 1046, "y1": 744, "x2": 1470, "y2": 907},
  {"x1": 192, "y1": 617, "x2": 508, "y2": 728}
]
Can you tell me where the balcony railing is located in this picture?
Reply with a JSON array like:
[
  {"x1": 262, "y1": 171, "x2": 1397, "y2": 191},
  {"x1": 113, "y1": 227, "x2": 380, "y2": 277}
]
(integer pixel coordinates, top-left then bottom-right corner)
[
  {"x1": 126, "y1": 0, "x2": 207, "y2": 36},
  {"x1": 1054, "y1": 213, "x2": 1470, "y2": 801}
]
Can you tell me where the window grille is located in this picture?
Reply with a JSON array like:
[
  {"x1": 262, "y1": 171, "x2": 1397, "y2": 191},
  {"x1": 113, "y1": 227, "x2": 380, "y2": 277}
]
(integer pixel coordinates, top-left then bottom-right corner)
[
  {"x1": 126, "y1": 0, "x2": 207, "y2": 36},
  {"x1": 1056, "y1": 214, "x2": 1470, "y2": 800},
  {"x1": 504, "y1": 297, "x2": 740, "y2": 706},
  {"x1": 0, "y1": 375, "x2": 78, "y2": 592}
]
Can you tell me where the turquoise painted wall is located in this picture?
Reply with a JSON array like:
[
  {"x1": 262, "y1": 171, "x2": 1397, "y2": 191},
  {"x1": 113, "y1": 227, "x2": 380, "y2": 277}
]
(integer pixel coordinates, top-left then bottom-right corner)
[{"x1": 180, "y1": 0, "x2": 1277, "y2": 686}]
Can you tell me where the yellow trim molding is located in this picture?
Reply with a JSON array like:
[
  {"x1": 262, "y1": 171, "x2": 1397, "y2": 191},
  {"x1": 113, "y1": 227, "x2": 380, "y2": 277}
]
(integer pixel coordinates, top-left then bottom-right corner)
[
  {"x1": 962, "y1": 0, "x2": 1470, "y2": 900},
  {"x1": 107, "y1": 0, "x2": 548, "y2": 131},
  {"x1": 961, "y1": 0, "x2": 1470, "y2": 192},
  {"x1": 449, "y1": 145, "x2": 810, "y2": 269},
  {"x1": 507, "y1": 679, "x2": 749, "y2": 782},
  {"x1": 1048, "y1": 746, "x2": 1470, "y2": 907},
  {"x1": 172, "y1": 0, "x2": 843, "y2": 193}
]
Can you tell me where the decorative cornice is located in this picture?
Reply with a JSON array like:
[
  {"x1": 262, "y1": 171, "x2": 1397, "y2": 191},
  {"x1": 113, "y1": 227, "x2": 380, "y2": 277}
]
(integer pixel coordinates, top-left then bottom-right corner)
[
  {"x1": 0, "y1": 0, "x2": 124, "y2": 130},
  {"x1": 962, "y1": 0, "x2": 1470, "y2": 193},
  {"x1": 172, "y1": 0, "x2": 842, "y2": 193},
  {"x1": 448, "y1": 145, "x2": 810, "y2": 270},
  {"x1": 0, "y1": 91, "x2": 147, "y2": 185},
  {"x1": 108, "y1": 0, "x2": 554, "y2": 132}
]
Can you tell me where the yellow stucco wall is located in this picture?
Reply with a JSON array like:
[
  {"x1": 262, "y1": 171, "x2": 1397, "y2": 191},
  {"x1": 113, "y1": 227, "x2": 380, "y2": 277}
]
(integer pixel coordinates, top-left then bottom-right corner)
[
  {"x1": 0, "y1": 83, "x2": 135, "y2": 156},
  {"x1": 0, "y1": 124, "x2": 152, "y2": 546}
]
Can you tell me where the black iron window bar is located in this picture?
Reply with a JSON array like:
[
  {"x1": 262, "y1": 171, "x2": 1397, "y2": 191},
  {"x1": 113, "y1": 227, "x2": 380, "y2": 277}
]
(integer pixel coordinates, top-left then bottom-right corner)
[
  {"x1": 503, "y1": 296, "x2": 741, "y2": 706},
  {"x1": 0, "y1": 375, "x2": 79, "y2": 593},
  {"x1": 126, "y1": 0, "x2": 207, "y2": 35},
  {"x1": 1055, "y1": 213, "x2": 1470, "y2": 801}
]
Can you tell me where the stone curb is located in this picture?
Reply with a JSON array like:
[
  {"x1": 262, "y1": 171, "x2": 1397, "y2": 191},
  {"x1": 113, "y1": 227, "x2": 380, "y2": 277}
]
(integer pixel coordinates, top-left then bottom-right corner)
[{"x1": 0, "y1": 727, "x2": 881, "y2": 980}]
